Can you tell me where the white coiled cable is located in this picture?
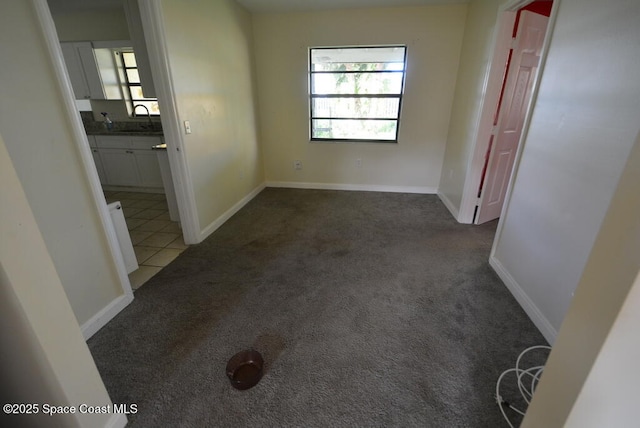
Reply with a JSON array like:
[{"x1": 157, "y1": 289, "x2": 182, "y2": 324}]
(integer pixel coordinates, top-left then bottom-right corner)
[{"x1": 495, "y1": 345, "x2": 552, "y2": 427}]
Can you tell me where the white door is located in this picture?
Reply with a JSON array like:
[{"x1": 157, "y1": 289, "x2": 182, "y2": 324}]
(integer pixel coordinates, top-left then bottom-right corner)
[{"x1": 475, "y1": 11, "x2": 549, "y2": 224}]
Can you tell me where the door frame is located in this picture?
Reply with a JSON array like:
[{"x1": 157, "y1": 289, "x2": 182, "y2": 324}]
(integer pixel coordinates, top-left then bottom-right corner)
[
  {"x1": 476, "y1": 9, "x2": 550, "y2": 224},
  {"x1": 457, "y1": 0, "x2": 560, "y2": 224},
  {"x1": 137, "y1": 0, "x2": 200, "y2": 245},
  {"x1": 33, "y1": 0, "x2": 134, "y2": 339},
  {"x1": 32, "y1": 0, "x2": 201, "y2": 337}
]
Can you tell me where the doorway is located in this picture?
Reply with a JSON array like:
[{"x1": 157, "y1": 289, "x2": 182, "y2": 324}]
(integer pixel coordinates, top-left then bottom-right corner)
[
  {"x1": 456, "y1": 0, "x2": 556, "y2": 225},
  {"x1": 44, "y1": 0, "x2": 197, "y2": 294},
  {"x1": 475, "y1": 1, "x2": 553, "y2": 224},
  {"x1": 46, "y1": 0, "x2": 188, "y2": 290}
]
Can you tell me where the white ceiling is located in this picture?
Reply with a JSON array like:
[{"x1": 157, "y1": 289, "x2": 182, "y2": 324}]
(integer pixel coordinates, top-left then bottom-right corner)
[
  {"x1": 47, "y1": 0, "x2": 468, "y2": 15},
  {"x1": 236, "y1": 0, "x2": 468, "y2": 13}
]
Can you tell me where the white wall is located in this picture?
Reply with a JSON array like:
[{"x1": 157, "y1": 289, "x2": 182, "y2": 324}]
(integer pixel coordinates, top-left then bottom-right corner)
[
  {"x1": 565, "y1": 275, "x2": 640, "y2": 428},
  {"x1": 0, "y1": 1, "x2": 125, "y2": 326},
  {"x1": 521, "y1": 130, "x2": 640, "y2": 427},
  {"x1": 252, "y1": 5, "x2": 467, "y2": 193},
  {"x1": 491, "y1": 0, "x2": 640, "y2": 341},
  {"x1": 159, "y1": 0, "x2": 264, "y2": 235},
  {"x1": 51, "y1": 8, "x2": 130, "y2": 41},
  {"x1": 1, "y1": 132, "x2": 121, "y2": 428},
  {"x1": 438, "y1": 0, "x2": 505, "y2": 217}
]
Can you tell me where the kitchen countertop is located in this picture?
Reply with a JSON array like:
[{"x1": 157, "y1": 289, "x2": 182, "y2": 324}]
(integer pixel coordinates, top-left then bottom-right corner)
[{"x1": 80, "y1": 112, "x2": 164, "y2": 137}]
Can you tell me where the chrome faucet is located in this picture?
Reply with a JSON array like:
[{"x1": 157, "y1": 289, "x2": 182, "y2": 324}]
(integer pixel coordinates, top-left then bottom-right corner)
[{"x1": 133, "y1": 104, "x2": 154, "y2": 130}]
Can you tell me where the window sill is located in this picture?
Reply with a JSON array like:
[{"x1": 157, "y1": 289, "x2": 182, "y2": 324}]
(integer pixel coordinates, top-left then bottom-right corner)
[{"x1": 310, "y1": 138, "x2": 398, "y2": 144}]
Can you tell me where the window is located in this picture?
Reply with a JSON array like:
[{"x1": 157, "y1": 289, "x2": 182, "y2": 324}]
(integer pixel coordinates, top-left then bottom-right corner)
[
  {"x1": 309, "y1": 46, "x2": 407, "y2": 142},
  {"x1": 120, "y1": 50, "x2": 160, "y2": 116}
]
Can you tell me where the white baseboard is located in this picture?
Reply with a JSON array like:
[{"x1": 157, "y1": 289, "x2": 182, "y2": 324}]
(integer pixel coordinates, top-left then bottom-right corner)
[
  {"x1": 266, "y1": 181, "x2": 437, "y2": 194},
  {"x1": 490, "y1": 256, "x2": 557, "y2": 344},
  {"x1": 104, "y1": 413, "x2": 128, "y2": 428},
  {"x1": 197, "y1": 183, "x2": 266, "y2": 243},
  {"x1": 81, "y1": 292, "x2": 134, "y2": 340},
  {"x1": 437, "y1": 192, "x2": 462, "y2": 222}
]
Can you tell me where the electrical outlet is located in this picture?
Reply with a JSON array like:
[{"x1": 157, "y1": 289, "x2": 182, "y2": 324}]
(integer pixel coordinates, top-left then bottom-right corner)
[
  {"x1": 356, "y1": 158, "x2": 362, "y2": 168},
  {"x1": 293, "y1": 160, "x2": 302, "y2": 170}
]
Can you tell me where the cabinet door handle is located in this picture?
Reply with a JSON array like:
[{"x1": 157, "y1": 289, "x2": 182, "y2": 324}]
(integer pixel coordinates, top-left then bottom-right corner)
[{"x1": 126, "y1": 150, "x2": 134, "y2": 154}]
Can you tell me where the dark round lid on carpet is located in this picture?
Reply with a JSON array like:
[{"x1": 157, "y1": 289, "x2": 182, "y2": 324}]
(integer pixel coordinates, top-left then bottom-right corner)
[{"x1": 226, "y1": 349, "x2": 264, "y2": 390}]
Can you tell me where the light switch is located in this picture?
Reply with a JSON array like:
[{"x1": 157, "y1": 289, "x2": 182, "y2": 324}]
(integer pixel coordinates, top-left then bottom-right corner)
[{"x1": 184, "y1": 120, "x2": 192, "y2": 134}]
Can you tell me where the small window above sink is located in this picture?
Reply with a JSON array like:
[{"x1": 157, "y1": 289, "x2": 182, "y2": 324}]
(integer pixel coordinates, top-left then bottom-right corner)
[{"x1": 118, "y1": 50, "x2": 160, "y2": 117}]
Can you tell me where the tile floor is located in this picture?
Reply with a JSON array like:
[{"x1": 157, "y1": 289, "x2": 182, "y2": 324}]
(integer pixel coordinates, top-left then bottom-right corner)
[{"x1": 104, "y1": 190, "x2": 188, "y2": 291}]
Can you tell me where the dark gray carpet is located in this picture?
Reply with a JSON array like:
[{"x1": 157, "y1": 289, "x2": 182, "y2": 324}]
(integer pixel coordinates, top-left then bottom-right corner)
[{"x1": 88, "y1": 188, "x2": 547, "y2": 427}]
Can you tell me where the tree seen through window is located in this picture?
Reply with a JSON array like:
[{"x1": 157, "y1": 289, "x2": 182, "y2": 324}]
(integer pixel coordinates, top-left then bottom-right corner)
[{"x1": 310, "y1": 46, "x2": 407, "y2": 142}]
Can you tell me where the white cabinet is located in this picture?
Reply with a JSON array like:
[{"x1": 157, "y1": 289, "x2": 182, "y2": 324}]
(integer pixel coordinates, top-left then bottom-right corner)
[
  {"x1": 61, "y1": 42, "x2": 106, "y2": 100},
  {"x1": 100, "y1": 149, "x2": 140, "y2": 186},
  {"x1": 93, "y1": 135, "x2": 163, "y2": 189},
  {"x1": 91, "y1": 148, "x2": 107, "y2": 183},
  {"x1": 87, "y1": 135, "x2": 107, "y2": 183}
]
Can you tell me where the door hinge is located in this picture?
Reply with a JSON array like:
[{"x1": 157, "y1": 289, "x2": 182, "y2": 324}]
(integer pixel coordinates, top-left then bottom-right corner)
[{"x1": 511, "y1": 37, "x2": 518, "y2": 49}]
